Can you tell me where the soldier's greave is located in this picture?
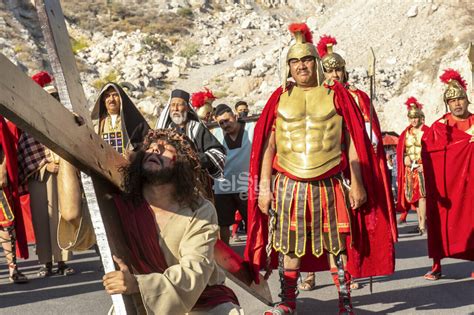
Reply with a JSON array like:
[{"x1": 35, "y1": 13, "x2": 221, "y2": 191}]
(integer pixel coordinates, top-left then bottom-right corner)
[
  {"x1": 331, "y1": 253, "x2": 353, "y2": 315},
  {"x1": 1, "y1": 226, "x2": 17, "y2": 268},
  {"x1": 278, "y1": 254, "x2": 299, "y2": 310}
]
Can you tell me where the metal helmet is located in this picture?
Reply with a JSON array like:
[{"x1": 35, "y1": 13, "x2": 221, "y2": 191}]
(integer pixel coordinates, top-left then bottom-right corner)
[{"x1": 282, "y1": 23, "x2": 324, "y2": 88}]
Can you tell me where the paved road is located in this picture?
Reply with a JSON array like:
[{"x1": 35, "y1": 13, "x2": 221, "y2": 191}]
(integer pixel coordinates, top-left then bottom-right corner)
[{"x1": 1, "y1": 213, "x2": 473, "y2": 314}]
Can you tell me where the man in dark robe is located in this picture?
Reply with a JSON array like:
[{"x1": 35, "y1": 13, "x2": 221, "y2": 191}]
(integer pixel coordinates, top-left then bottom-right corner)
[
  {"x1": 155, "y1": 89, "x2": 226, "y2": 180},
  {"x1": 91, "y1": 82, "x2": 150, "y2": 154}
]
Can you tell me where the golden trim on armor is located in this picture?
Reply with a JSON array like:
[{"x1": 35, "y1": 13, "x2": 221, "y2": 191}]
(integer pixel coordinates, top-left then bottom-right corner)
[
  {"x1": 273, "y1": 173, "x2": 350, "y2": 257},
  {"x1": 310, "y1": 181, "x2": 324, "y2": 257},
  {"x1": 275, "y1": 86, "x2": 343, "y2": 179},
  {"x1": 294, "y1": 182, "x2": 300, "y2": 257},
  {"x1": 272, "y1": 174, "x2": 280, "y2": 249}
]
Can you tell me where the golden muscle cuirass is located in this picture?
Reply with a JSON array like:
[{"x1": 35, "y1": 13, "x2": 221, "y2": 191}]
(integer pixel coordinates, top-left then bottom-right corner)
[
  {"x1": 275, "y1": 85, "x2": 343, "y2": 179},
  {"x1": 405, "y1": 127, "x2": 423, "y2": 162}
]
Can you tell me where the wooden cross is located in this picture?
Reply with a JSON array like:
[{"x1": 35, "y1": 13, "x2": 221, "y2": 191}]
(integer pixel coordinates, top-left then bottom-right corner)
[{"x1": 0, "y1": 0, "x2": 272, "y2": 312}]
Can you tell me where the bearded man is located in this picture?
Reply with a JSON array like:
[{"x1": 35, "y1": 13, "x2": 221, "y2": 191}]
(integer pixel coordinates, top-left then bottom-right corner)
[
  {"x1": 102, "y1": 129, "x2": 242, "y2": 314},
  {"x1": 422, "y1": 69, "x2": 474, "y2": 280},
  {"x1": 155, "y1": 89, "x2": 226, "y2": 180}
]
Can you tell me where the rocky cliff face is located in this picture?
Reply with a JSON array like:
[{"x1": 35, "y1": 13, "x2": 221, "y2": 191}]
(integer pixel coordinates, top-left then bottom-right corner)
[{"x1": 1, "y1": 0, "x2": 473, "y2": 132}]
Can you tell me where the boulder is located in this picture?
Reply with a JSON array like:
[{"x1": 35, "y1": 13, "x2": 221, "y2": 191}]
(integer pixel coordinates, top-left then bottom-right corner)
[
  {"x1": 406, "y1": 5, "x2": 418, "y2": 18},
  {"x1": 168, "y1": 65, "x2": 181, "y2": 79},
  {"x1": 233, "y1": 58, "x2": 253, "y2": 70}
]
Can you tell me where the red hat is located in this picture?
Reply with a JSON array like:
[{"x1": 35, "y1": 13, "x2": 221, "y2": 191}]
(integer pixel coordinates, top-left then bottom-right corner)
[
  {"x1": 191, "y1": 88, "x2": 216, "y2": 109},
  {"x1": 31, "y1": 71, "x2": 53, "y2": 88}
]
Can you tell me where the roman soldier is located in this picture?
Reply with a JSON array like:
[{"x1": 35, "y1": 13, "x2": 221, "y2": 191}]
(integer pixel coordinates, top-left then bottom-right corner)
[
  {"x1": 297, "y1": 34, "x2": 397, "y2": 292},
  {"x1": 396, "y1": 97, "x2": 429, "y2": 234},
  {"x1": 245, "y1": 23, "x2": 396, "y2": 315},
  {"x1": 317, "y1": 35, "x2": 380, "y2": 149},
  {"x1": 422, "y1": 69, "x2": 473, "y2": 280}
]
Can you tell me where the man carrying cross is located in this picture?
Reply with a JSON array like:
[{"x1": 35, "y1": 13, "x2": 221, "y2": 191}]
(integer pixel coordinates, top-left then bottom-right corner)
[{"x1": 102, "y1": 129, "x2": 242, "y2": 314}]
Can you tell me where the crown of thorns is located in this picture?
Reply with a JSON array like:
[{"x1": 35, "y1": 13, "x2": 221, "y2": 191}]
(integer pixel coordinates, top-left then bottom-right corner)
[{"x1": 143, "y1": 129, "x2": 200, "y2": 170}]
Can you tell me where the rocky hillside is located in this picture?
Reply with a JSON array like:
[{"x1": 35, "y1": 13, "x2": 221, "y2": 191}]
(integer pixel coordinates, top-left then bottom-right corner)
[{"x1": 1, "y1": 0, "x2": 473, "y2": 132}]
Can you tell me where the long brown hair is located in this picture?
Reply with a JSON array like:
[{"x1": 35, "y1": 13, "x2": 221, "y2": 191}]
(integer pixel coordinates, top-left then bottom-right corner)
[{"x1": 120, "y1": 129, "x2": 204, "y2": 209}]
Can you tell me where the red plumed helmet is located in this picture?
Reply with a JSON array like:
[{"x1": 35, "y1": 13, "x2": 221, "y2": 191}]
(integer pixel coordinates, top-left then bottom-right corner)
[
  {"x1": 439, "y1": 68, "x2": 467, "y2": 90},
  {"x1": 317, "y1": 35, "x2": 337, "y2": 59},
  {"x1": 31, "y1": 71, "x2": 53, "y2": 87},
  {"x1": 191, "y1": 88, "x2": 216, "y2": 109},
  {"x1": 288, "y1": 23, "x2": 313, "y2": 44},
  {"x1": 404, "y1": 96, "x2": 423, "y2": 110}
]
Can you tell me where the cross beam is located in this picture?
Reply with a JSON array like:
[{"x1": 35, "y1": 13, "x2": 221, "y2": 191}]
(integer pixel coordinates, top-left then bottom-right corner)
[{"x1": 0, "y1": 54, "x2": 124, "y2": 189}]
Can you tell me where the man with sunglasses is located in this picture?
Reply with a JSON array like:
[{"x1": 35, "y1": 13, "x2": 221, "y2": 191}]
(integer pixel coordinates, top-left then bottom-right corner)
[
  {"x1": 245, "y1": 23, "x2": 396, "y2": 315},
  {"x1": 213, "y1": 104, "x2": 255, "y2": 245}
]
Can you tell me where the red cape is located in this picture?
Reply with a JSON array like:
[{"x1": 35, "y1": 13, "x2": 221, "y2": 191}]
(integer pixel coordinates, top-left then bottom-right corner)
[
  {"x1": 422, "y1": 116, "x2": 474, "y2": 261},
  {"x1": 396, "y1": 125, "x2": 430, "y2": 212},
  {"x1": 351, "y1": 88, "x2": 396, "y2": 225},
  {"x1": 244, "y1": 81, "x2": 397, "y2": 283},
  {"x1": 350, "y1": 88, "x2": 383, "y2": 142},
  {"x1": 0, "y1": 117, "x2": 28, "y2": 258}
]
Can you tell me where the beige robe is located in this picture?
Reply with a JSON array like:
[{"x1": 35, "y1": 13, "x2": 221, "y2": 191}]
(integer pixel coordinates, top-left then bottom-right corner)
[
  {"x1": 135, "y1": 198, "x2": 229, "y2": 315},
  {"x1": 28, "y1": 149, "x2": 71, "y2": 263}
]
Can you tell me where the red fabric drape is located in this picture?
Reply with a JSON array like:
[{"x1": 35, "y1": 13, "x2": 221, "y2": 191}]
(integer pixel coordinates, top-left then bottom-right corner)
[
  {"x1": 244, "y1": 81, "x2": 397, "y2": 283},
  {"x1": 422, "y1": 116, "x2": 474, "y2": 261},
  {"x1": 0, "y1": 117, "x2": 28, "y2": 259}
]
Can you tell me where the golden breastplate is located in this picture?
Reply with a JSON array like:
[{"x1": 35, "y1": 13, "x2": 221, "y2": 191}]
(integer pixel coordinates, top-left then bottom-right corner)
[
  {"x1": 275, "y1": 86, "x2": 343, "y2": 179},
  {"x1": 405, "y1": 128, "x2": 423, "y2": 162}
]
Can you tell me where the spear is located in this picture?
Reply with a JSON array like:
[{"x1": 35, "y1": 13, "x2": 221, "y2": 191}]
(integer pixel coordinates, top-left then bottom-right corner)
[
  {"x1": 367, "y1": 47, "x2": 376, "y2": 294},
  {"x1": 468, "y1": 42, "x2": 474, "y2": 95},
  {"x1": 368, "y1": 47, "x2": 376, "y2": 146}
]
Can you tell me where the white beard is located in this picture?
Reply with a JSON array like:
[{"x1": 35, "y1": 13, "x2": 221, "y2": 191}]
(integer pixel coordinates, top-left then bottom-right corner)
[{"x1": 170, "y1": 111, "x2": 187, "y2": 125}]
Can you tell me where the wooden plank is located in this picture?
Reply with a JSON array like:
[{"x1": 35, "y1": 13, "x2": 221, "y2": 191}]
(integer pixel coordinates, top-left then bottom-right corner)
[
  {"x1": 35, "y1": 0, "x2": 92, "y2": 126},
  {"x1": 0, "y1": 53, "x2": 137, "y2": 313},
  {"x1": 34, "y1": 1, "x2": 135, "y2": 313},
  {"x1": 0, "y1": 54, "x2": 124, "y2": 189}
]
